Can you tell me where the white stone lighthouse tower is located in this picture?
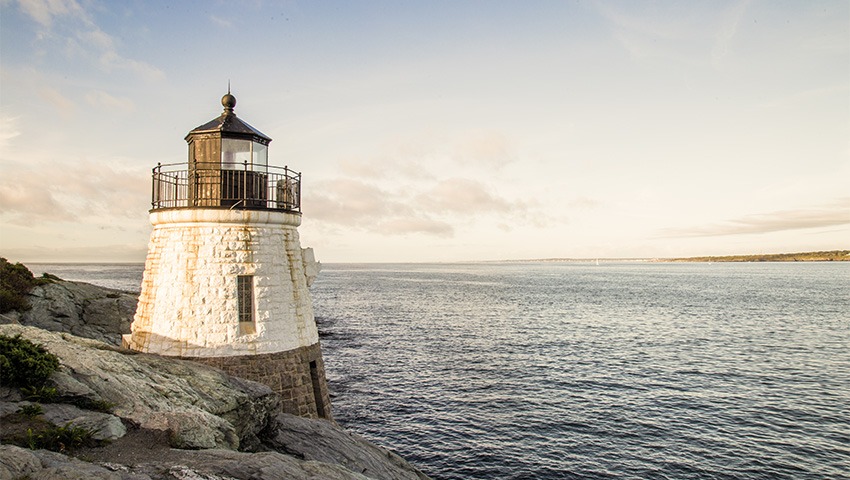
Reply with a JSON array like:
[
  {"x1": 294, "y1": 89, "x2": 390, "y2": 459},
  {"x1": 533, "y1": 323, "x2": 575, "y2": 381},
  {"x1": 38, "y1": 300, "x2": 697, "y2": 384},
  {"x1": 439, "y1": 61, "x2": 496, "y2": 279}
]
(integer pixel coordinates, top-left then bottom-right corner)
[{"x1": 126, "y1": 92, "x2": 331, "y2": 419}]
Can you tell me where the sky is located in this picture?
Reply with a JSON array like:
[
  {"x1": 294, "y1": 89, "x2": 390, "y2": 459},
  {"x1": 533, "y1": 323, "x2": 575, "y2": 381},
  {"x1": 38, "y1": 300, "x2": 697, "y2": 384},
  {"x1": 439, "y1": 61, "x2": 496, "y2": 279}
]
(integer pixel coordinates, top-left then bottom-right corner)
[{"x1": 0, "y1": 0, "x2": 848, "y2": 263}]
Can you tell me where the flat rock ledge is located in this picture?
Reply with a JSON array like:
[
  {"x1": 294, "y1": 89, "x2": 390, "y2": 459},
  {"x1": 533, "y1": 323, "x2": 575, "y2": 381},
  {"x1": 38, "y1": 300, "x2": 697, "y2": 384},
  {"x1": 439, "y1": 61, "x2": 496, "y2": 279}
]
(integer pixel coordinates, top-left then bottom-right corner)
[{"x1": 0, "y1": 325, "x2": 430, "y2": 480}]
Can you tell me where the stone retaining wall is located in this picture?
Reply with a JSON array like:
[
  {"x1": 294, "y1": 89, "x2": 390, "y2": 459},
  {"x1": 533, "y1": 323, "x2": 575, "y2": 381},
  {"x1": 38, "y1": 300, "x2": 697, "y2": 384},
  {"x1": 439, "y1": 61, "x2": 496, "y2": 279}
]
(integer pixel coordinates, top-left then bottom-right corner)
[{"x1": 188, "y1": 342, "x2": 333, "y2": 421}]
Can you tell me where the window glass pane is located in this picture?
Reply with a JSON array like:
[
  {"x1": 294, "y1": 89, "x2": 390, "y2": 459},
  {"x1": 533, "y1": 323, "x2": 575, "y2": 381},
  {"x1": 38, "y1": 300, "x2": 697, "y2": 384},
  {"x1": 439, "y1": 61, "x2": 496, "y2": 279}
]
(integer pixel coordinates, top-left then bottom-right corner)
[
  {"x1": 221, "y1": 139, "x2": 251, "y2": 169},
  {"x1": 237, "y1": 275, "x2": 255, "y2": 334},
  {"x1": 252, "y1": 142, "x2": 267, "y2": 171}
]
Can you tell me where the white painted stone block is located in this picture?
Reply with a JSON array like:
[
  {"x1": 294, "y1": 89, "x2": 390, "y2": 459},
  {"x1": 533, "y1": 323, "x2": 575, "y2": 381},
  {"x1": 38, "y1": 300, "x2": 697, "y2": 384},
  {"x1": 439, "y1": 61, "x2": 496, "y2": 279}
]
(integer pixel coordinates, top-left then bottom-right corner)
[{"x1": 129, "y1": 209, "x2": 319, "y2": 358}]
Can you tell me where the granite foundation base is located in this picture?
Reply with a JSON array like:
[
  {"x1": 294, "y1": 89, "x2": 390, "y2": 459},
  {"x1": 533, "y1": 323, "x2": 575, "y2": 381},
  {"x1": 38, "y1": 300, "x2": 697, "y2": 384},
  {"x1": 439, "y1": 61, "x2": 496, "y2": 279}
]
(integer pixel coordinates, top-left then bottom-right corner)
[{"x1": 186, "y1": 343, "x2": 333, "y2": 421}]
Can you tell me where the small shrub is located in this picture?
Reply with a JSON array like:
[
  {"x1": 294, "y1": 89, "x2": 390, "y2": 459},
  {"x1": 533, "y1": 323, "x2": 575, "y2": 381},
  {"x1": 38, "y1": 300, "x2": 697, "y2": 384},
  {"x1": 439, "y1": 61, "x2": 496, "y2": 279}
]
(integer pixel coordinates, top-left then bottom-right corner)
[
  {"x1": 26, "y1": 422, "x2": 98, "y2": 452},
  {"x1": 0, "y1": 334, "x2": 60, "y2": 388},
  {"x1": 72, "y1": 397, "x2": 116, "y2": 413},
  {"x1": 17, "y1": 403, "x2": 44, "y2": 417},
  {"x1": 0, "y1": 258, "x2": 52, "y2": 313},
  {"x1": 21, "y1": 385, "x2": 58, "y2": 403},
  {"x1": 41, "y1": 272, "x2": 62, "y2": 282}
]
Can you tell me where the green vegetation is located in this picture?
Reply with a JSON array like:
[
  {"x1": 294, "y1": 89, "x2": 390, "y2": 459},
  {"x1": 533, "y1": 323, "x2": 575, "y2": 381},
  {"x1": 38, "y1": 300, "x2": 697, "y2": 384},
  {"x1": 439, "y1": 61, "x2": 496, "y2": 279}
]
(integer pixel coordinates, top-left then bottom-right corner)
[
  {"x1": 670, "y1": 250, "x2": 850, "y2": 263},
  {"x1": 0, "y1": 257, "x2": 57, "y2": 313},
  {"x1": 26, "y1": 422, "x2": 98, "y2": 452},
  {"x1": 0, "y1": 334, "x2": 106, "y2": 453},
  {"x1": 21, "y1": 385, "x2": 59, "y2": 403},
  {"x1": 2, "y1": 412, "x2": 100, "y2": 453},
  {"x1": 0, "y1": 334, "x2": 103, "y2": 452},
  {"x1": 17, "y1": 403, "x2": 44, "y2": 417},
  {"x1": 0, "y1": 334, "x2": 61, "y2": 388},
  {"x1": 71, "y1": 398, "x2": 116, "y2": 413}
]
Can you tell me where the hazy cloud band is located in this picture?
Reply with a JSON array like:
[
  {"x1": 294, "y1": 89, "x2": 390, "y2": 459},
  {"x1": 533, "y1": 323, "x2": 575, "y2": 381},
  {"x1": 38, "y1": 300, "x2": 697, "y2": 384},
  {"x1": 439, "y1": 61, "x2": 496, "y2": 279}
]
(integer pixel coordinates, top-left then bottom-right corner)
[{"x1": 663, "y1": 199, "x2": 850, "y2": 237}]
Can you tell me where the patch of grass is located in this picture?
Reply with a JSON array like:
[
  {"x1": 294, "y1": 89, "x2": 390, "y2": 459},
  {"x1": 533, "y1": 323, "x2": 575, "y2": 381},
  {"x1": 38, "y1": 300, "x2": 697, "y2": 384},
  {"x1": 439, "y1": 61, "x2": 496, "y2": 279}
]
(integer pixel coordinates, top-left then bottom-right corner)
[
  {"x1": 26, "y1": 422, "x2": 99, "y2": 452},
  {"x1": 40, "y1": 272, "x2": 62, "y2": 282},
  {"x1": 21, "y1": 385, "x2": 58, "y2": 403},
  {"x1": 71, "y1": 398, "x2": 116, "y2": 413},
  {"x1": 0, "y1": 334, "x2": 60, "y2": 388},
  {"x1": 17, "y1": 403, "x2": 44, "y2": 417}
]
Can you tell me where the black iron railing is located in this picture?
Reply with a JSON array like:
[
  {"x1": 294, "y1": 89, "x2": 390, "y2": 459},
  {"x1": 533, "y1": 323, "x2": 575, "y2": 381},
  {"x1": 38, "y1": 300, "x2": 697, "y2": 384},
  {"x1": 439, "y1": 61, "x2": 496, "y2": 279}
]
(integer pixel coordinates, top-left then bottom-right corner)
[{"x1": 151, "y1": 161, "x2": 301, "y2": 212}]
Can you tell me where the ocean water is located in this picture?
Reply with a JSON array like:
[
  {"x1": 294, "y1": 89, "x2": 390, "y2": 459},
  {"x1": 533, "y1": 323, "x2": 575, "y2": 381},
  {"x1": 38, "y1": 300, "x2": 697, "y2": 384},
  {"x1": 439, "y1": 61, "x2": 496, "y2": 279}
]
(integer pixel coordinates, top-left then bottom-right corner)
[
  {"x1": 24, "y1": 261, "x2": 850, "y2": 479},
  {"x1": 28, "y1": 263, "x2": 146, "y2": 293},
  {"x1": 312, "y1": 262, "x2": 850, "y2": 480}
]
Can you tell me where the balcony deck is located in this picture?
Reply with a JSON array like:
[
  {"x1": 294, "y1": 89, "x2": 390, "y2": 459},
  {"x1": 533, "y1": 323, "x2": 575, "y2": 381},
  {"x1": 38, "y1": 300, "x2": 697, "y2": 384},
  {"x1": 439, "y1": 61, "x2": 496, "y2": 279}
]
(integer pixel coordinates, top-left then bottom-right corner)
[{"x1": 151, "y1": 161, "x2": 301, "y2": 213}]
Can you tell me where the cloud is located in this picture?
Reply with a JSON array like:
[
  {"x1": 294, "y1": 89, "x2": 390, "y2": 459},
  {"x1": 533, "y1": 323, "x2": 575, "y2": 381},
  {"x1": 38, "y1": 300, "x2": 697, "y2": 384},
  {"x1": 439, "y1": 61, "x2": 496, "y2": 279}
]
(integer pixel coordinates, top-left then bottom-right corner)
[
  {"x1": 337, "y1": 158, "x2": 385, "y2": 178},
  {"x1": 337, "y1": 154, "x2": 431, "y2": 180},
  {"x1": 92, "y1": 37, "x2": 166, "y2": 82},
  {"x1": 596, "y1": 2, "x2": 735, "y2": 68},
  {"x1": 305, "y1": 179, "x2": 412, "y2": 222},
  {"x1": 337, "y1": 129, "x2": 520, "y2": 187},
  {"x1": 2, "y1": 243, "x2": 148, "y2": 263},
  {"x1": 711, "y1": 0, "x2": 751, "y2": 68},
  {"x1": 0, "y1": 114, "x2": 22, "y2": 154},
  {"x1": 16, "y1": 0, "x2": 85, "y2": 27},
  {"x1": 304, "y1": 179, "x2": 455, "y2": 237},
  {"x1": 306, "y1": 128, "x2": 549, "y2": 238},
  {"x1": 304, "y1": 172, "x2": 543, "y2": 237},
  {"x1": 454, "y1": 130, "x2": 516, "y2": 168},
  {"x1": 85, "y1": 90, "x2": 136, "y2": 112},
  {"x1": 568, "y1": 196, "x2": 602, "y2": 209},
  {"x1": 13, "y1": 0, "x2": 165, "y2": 81},
  {"x1": 210, "y1": 15, "x2": 233, "y2": 29},
  {"x1": 79, "y1": 25, "x2": 114, "y2": 50},
  {"x1": 378, "y1": 218, "x2": 454, "y2": 237},
  {"x1": 0, "y1": 158, "x2": 149, "y2": 225},
  {"x1": 0, "y1": 179, "x2": 71, "y2": 222},
  {"x1": 38, "y1": 87, "x2": 75, "y2": 115},
  {"x1": 596, "y1": 3, "x2": 692, "y2": 61},
  {"x1": 419, "y1": 178, "x2": 516, "y2": 215},
  {"x1": 662, "y1": 199, "x2": 850, "y2": 237}
]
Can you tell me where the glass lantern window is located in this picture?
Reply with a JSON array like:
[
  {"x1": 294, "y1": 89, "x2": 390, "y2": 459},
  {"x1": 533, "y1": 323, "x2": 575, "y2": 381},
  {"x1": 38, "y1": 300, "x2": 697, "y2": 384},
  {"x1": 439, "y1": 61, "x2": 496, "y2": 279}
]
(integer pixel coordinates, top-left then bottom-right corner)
[
  {"x1": 221, "y1": 138, "x2": 267, "y2": 171},
  {"x1": 252, "y1": 142, "x2": 268, "y2": 169},
  {"x1": 221, "y1": 139, "x2": 251, "y2": 169}
]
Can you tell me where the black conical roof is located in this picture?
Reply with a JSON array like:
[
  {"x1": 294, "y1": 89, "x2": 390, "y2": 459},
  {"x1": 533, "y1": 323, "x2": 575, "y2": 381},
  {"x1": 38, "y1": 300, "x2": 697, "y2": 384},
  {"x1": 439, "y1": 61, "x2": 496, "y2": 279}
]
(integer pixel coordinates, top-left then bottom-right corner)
[{"x1": 185, "y1": 93, "x2": 272, "y2": 144}]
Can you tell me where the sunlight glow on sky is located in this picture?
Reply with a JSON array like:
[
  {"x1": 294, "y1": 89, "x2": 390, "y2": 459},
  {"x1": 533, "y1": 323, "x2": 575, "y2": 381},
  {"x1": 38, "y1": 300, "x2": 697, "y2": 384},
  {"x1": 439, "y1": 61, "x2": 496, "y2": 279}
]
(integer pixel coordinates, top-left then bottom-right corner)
[{"x1": 1, "y1": 0, "x2": 848, "y2": 262}]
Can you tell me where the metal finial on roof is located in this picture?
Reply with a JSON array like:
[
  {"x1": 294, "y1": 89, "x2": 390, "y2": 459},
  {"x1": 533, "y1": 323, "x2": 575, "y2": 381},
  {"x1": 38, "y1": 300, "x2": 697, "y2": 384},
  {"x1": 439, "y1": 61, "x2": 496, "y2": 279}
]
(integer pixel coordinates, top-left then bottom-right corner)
[
  {"x1": 221, "y1": 89, "x2": 236, "y2": 114},
  {"x1": 188, "y1": 91, "x2": 271, "y2": 144}
]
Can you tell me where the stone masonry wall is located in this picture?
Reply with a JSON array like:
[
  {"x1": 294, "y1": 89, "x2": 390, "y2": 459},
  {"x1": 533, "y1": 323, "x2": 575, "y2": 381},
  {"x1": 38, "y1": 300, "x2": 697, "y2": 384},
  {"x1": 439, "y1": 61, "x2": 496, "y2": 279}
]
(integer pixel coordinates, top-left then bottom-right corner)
[
  {"x1": 128, "y1": 210, "x2": 318, "y2": 358},
  {"x1": 190, "y1": 342, "x2": 333, "y2": 420}
]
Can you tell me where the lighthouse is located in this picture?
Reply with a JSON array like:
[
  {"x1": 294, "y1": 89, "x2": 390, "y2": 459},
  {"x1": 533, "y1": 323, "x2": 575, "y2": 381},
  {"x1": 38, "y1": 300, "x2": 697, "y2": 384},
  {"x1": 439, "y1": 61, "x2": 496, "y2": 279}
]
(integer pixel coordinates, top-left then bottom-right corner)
[{"x1": 125, "y1": 92, "x2": 331, "y2": 420}]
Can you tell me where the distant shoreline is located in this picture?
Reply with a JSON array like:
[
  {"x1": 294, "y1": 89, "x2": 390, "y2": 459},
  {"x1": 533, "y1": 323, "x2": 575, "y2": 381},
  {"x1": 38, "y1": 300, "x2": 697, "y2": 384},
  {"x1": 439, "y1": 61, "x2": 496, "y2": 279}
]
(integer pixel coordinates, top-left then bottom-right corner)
[
  {"x1": 665, "y1": 250, "x2": 850, "y2": 263},
  {"x1": 511, "y1": 250, "x2": 850, "y2": 263}
]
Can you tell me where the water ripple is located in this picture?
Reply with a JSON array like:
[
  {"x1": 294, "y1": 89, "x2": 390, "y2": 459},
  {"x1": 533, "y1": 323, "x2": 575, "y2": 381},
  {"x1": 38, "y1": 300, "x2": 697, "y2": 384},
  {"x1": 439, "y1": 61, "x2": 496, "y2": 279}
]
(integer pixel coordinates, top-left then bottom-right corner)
[{"x1": 315, "y1": 262, "x2": 850, "y2": 479}]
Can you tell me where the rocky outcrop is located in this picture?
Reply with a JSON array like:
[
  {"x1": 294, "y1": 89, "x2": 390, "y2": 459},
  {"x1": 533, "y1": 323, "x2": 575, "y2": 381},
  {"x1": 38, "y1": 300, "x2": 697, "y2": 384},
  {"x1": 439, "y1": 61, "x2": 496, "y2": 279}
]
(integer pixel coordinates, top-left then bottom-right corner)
[
  {"x1": 302, "y1": 247, "x2": 321, "y2": 287},
  {"x1": 0, "y1": 324, "x2": 430, "y2": 480},
  {"x1": 0, "y1": 443, "x2": 386, "y2": 480},
  {"x1": 0, "y1": 324, "x2": 280, "y2": 451},
  {"x1": 0, "y1": 280, "x2": 136, "y2": 347},
  {"x1": 265, "y1": 414, "x2": 426, "y2": 479},
  {"x1": 0, "y1": 402, "x2": 126, "y2": 441}
]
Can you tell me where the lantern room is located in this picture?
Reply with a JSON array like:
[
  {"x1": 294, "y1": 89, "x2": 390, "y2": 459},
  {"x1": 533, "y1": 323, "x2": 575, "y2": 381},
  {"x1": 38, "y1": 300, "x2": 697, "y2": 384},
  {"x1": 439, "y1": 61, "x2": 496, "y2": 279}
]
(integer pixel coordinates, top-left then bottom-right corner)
[
  {"x1": 150, "y1": 92, "x2": 300, "y2": 212},
  {"x1": 186, "y1": 92, "x2": 269, "y2": 169}
]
